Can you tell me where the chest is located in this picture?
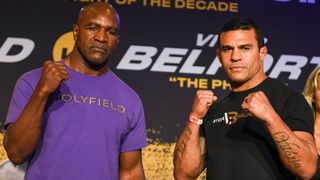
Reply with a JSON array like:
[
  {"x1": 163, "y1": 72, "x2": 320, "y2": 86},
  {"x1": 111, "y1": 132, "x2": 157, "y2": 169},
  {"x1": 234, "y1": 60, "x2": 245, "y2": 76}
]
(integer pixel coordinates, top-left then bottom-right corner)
[{"x1": 42, "y1": 83, "x2": 132, "y2": 140}]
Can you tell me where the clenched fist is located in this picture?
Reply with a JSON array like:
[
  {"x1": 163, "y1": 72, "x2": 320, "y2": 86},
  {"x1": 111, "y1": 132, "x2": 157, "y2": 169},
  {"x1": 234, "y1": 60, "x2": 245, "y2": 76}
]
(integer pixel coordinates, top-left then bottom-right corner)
[
  {"x1": 36, "y1": 61, "x2": 69, "y2": 96},
  {"x1": 190, "y1": 90, "x2": 217, "y2": 119},
  {"x1": 241, "y1": 91, "x2": 277, "y2": 123}
]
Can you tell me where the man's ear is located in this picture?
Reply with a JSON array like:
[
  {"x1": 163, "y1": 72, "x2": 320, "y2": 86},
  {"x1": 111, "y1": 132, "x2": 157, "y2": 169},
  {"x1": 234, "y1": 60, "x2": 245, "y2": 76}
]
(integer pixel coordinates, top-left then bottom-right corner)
[
  {"x1": 259, "y1": 46, "x2": 267, "y2": 62},
  {"x1": 72, "y1": 24, "x2": 79, "y2": 41},
  {"x1": 216, "y1": 48, "x2": 221, "y2": 62}
]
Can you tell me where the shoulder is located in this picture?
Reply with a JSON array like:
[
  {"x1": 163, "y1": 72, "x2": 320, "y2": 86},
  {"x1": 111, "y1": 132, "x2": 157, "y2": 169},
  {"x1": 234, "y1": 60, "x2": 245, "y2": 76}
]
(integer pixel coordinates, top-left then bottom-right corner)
[
  {"x1": 252, "y1": 78, "x2": 309, "y2": 115},
  {"x1": 264, "y1": 78, "x2": 292, "y2": 90},
  {"x1": 263, "y1": 77, "x2": 302, "y2": 99},
  {"x1": 19, "y1": 67, "x2": 42, "y2": 82},
  {"x1": 262, "y1": 78, "x2": 297, "y2": 97},
  {"x1": 263, "y1": 78, "x2": 311, "y2": 116},
  {"x1": 15, "y1": 67, "x2": 42, "y2": 89}
]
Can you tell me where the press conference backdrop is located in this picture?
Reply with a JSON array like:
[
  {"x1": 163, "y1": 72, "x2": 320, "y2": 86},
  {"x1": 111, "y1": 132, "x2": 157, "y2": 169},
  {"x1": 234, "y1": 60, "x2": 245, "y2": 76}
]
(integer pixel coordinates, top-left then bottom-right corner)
[{"x1": 0, "y1": 0, "x2": 319, "y2": 179}]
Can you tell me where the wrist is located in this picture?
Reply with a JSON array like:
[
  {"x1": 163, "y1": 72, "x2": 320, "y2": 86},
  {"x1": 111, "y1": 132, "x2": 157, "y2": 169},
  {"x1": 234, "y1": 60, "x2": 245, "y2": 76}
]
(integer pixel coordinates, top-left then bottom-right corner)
[
  {"x1": 263, "y1": 111, "x2": 281, "y2": 127},
  {"x1": 34, "y1": 86, "x2": 52, "y2": 99},
  {"x1": 189, "y1": 114, "x2": 203, "y2": 125}
]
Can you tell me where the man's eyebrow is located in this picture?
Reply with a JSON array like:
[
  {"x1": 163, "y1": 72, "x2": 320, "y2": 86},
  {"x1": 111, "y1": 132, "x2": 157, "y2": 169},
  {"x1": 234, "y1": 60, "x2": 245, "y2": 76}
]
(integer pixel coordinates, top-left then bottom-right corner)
[
  {"x1": 220, "y1": 45, "x2": 233, "y2": 49},
  {"x1": 238, "y1": 44, "x2": 253, "y2": 47}
]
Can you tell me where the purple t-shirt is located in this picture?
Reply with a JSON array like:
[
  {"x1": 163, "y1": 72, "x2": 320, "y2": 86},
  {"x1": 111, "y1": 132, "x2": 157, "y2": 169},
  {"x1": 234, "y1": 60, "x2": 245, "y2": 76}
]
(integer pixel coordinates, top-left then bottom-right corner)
[{"x1": 5, "y1": 64, "x2": 148, "y2": 180}]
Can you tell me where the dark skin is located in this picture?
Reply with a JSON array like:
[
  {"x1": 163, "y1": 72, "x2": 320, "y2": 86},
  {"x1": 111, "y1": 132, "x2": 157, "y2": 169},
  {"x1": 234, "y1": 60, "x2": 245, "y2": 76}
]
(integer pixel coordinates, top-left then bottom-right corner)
[{"x1": 3, "y1": 2, "x2": 145, "y2": 179}]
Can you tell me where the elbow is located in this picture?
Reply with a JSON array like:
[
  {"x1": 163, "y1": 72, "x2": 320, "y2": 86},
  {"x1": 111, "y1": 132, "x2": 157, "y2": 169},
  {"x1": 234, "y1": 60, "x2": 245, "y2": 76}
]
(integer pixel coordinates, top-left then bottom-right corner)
[
  {"x1": 7, "y1": 152, "x2": 28, "y2": 165},
  {"x1": 9, "y1": 159, "x2": 26, "y2": 166},
  {"x1": 174, "y1": 165, "x2": 185, "y2": 180},
  {"x1": 298, "y1": 171, "x2": 317, "y2": 180},
  {"x1": 173, "y1": 171, "x2": 188, "y2": 180},
  {"x1": 296, "y1": 159, "x2": 318, "y2": 180},
  {"x1": 5, "y1": 147, "x2": 29, "y2": 165},
  {"x1": 173, "y1": 155, "x2": 203, "y2": 180},
  {"x1": 301, "y1": 167, "x2": 318, "y2": 180},
  {"x1": 173, "y1": 174, "x2": 185, "y2": 180},
  {"x1": 173, "y1": 159, "x2": 188, "y2": 180},
  {"x1": 173, "y1": 166, "x2": 195, "y2": 180},
  {"x1": 3, "y1": 134, "x2": 29, "y2": 165},
  {"x1": 173, "y1": 165, "x2": 182, "y2": 179},
  {"x1": 173, "y1": 172, "x2": 196, "y2": 180}
]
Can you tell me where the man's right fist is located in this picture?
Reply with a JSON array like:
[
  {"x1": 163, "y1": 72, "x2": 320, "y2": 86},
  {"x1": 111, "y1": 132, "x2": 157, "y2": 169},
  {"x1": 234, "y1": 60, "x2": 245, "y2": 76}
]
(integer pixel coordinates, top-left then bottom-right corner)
[
  {"x1": 37, "y1": 61, "x2": 69, "y2": 95},
  {"x1": 190, "y1": 90, "x2": 217, "y2": 119}
]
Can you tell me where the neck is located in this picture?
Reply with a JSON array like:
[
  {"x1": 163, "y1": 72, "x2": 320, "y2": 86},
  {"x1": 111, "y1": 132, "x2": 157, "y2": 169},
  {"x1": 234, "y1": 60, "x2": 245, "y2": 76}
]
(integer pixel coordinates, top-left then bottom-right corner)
[
  {"x1": 64, "y1": 53, "x2": 108, "y2": 76},
  {"x1": 231, "y1": 73, "x2": 267, "y2": 92}
]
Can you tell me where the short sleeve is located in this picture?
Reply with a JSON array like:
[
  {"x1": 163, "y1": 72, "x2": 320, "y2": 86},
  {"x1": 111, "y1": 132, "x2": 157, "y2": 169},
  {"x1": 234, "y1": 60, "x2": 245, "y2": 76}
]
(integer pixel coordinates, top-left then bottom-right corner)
[
  {"x1": 4, "y1": 77, "x2": 34, "y2": 128},
  {"x1": 120, "y1": 99, "x2": 148, "y2": 152},
  {"x1": 281, "y1": 92, "x2": 314, "y2": 134}
]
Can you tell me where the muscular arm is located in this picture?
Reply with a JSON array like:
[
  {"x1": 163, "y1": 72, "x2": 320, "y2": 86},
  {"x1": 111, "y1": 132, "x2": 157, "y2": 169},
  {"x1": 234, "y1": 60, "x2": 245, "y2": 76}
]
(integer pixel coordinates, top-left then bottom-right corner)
[
  {"x1": 173, "y1": 90, "x2": 216, "y2": 179},
  {"x1": 119, "y1": 150, "x2": 145, "y2": 180},
  {"x1": 242, "y1": 91, "x2": 318, "y2": 179},
  {"x1": 173, "y1": 123, "x2": 206, "y2": 180},
  {"x1": 267, "y1": 116, "x2": 317, "y2": 180},
  {"x1": 3, "y1": 61, "x2": 68, "y2": 165},
  {"x1": 4, "y1": 88, "x2": 50, "y2": 164}
]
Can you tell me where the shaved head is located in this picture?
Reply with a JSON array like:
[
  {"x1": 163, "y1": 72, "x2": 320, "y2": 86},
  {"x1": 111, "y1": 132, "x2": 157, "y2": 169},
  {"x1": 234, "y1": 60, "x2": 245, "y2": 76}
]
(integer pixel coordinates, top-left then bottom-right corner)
[
  {"x1": 77, "y1": 2, "x2": 120, "y2": 28},
  {"x1": 69, "y1": 2, "x2": 121, "y2": 72}
]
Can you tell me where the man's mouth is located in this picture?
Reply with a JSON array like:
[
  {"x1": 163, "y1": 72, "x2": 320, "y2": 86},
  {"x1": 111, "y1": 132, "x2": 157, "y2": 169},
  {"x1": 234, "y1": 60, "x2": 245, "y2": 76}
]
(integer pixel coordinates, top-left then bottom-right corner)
[
  {"x1": 90, "y1": 45, "x2": 108, "y2": 53},
  {"x1": 229, "y1": 66, "x2": 245, "y2": 72}
]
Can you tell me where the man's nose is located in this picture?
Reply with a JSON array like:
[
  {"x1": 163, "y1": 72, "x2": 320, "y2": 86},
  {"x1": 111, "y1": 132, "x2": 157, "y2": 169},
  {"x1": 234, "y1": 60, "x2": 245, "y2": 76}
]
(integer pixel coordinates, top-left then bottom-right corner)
[
  {"x1": 94, "y1": 29, "x2": 107, "y2": 42},
  {"x1": 231, "y1": 48, "x2": 241, "y2": 61}
]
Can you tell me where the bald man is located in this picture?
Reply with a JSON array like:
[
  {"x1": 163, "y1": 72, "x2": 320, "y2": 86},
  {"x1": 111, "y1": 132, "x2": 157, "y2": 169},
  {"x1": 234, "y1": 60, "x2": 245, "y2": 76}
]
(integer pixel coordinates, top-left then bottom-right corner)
[{"x1": 3, "y1": 2, "x2": 148, "y2": 180}]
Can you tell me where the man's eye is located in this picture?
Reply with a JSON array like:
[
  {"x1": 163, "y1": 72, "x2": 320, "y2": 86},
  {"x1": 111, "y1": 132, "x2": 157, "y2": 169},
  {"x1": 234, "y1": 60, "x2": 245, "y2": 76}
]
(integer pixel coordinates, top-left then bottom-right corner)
[
  {"x1": 222, "y1": 48, "x2": 231, "y2": 52},
  {"x1": 242, "y1": 47, "x2": 250, "y2": 51},
  {"x1": 88, "y1": 26, "x2": 98, "y2": 31},
  {"x1": 107, "y1": 29, "x2": 118, "y2": 36}
]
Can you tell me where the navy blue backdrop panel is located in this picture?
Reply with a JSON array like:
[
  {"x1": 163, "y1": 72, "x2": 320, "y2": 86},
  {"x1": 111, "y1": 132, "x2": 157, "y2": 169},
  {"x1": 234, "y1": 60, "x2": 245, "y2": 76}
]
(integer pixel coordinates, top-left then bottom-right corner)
[{"x1": 1, "y1": 0, "x2": 319, "y2": 143}]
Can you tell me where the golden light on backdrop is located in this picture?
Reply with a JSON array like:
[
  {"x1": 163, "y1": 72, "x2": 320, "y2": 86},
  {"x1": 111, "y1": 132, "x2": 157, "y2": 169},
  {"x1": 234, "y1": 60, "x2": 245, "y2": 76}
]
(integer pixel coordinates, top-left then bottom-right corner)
[{"x1": 53, "y1": 31, "x2": 74, "y2": 61}]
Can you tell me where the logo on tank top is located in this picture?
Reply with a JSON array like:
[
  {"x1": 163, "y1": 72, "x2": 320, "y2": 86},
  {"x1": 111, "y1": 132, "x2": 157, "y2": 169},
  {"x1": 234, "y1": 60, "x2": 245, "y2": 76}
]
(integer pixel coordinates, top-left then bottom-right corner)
[
  {"x1": 58, "y1": 93, "x2": 126, "y2": 113},
  {"x1": 212, "y1": 111, "x2": 252, "y2": 125}
]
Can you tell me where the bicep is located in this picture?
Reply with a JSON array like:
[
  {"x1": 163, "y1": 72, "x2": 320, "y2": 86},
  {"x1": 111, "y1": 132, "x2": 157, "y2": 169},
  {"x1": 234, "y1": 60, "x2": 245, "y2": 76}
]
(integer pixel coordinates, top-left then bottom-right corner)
[
  {"x1": 119, "y1": 150, "x2": 143, "y2": 171},
  {"x1": 5, "y1": 78, "x2": 34, "y2": 126}
]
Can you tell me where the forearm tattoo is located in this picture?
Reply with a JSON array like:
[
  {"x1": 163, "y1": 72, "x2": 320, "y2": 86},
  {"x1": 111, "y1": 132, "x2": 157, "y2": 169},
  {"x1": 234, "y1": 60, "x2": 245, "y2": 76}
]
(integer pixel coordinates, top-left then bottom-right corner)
[
  {"x1": 273, "y1": 132, "x2": 301, "y2": 169},
  {"x1": 199, "y1": 137, "x2": 206, "y2": 155},
  {"x1": 176, "y1": 127, "x2": 192, "y2": 163}
]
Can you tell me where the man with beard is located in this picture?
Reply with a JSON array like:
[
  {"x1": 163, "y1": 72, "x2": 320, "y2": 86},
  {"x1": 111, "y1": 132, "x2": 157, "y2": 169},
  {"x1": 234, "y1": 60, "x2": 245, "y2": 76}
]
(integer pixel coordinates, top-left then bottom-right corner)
[{"x1": 3, "y1": 2, "x2": 147, "y2": 180}]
